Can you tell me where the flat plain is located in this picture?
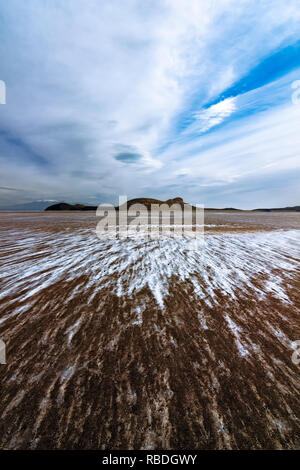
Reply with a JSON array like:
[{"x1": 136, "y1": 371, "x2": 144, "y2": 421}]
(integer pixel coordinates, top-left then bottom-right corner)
[{"x1": 0, "y1": 211, "x2": 299, "y2": 449}]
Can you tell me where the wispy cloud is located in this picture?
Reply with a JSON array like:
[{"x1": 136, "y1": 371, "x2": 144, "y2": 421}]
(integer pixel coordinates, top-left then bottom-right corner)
[
  {"x1": 185, "y1": 97, "x2": 237, "y2": 135},
  {"x1": 0, "y1": 0, "x2": 300, "y2": 207},
  {"x1": 0, "y1": 186, "x2": 24, "y2": 192}
]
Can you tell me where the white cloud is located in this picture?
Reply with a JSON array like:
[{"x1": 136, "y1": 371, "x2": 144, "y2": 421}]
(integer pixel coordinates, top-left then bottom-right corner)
[
  {"x1": 0, "y1": 0, "x2": 300, "y2": 207},
  {"x1": 158, "y1": 96, "x2": 300, "y2": 207},
  {"x1": 188, "y1": 97, "x2": 237, "y2": 134}
]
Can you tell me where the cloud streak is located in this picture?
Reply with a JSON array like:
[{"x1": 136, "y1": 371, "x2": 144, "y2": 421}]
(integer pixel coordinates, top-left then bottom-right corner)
[{"x1": 0, "y1": 0, "x2": 300, "y2": 208}]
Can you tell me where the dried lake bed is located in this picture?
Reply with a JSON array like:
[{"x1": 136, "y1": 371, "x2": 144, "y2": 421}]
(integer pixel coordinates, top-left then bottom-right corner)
[{"x1": 0, "y1": 211, "x2": 299, "y2": 449}]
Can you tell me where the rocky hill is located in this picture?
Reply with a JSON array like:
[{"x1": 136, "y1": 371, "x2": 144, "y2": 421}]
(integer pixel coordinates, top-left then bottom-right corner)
[
  {"x1": 44, "y1": 200, "x2": 300, "y2": 212},
  {"x1": 45, "y1": 198, "x2": 196, "y2": 211},
  {"x1": 45, "y1": 202, "x2": 97, "y2": 211}
]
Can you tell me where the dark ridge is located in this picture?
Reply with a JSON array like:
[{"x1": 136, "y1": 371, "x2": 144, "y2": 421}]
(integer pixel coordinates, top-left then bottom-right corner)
[
  {"x1": 253, "y1": 206, "x2": 300, "y2": 212},
  {"x1": 45, "y1": 202, "x2": 97, "y2": 211},
  {"x1": 115, "y1": 197, "x2": 198, "y2": 211},
  {"x1": 45, "y1": 198, "x2": 197, "y2": 212},
  {"x1": 44, "y1": 200, "x2": 300, "y2": 212},
  {"x1": 0, "y1": 201, "x2": 59, "y2": 211},
  {"x1": 205, "y1": 207, "x2": 241, "y2": 211}
]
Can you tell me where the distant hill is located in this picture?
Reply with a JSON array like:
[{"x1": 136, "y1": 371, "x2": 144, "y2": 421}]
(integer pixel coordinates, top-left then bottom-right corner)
[
  {"x1": 43, "y1": 200, "x2": 300, "y2": 212},
  {"x1": 116, "y1": 197, "x2": 198, "y2": 210},
  {"x1": 45, "y1": 202, "x2": 97, "y2": 211},
  {"x1": 44, "y1": 198, "x2": 194, "y2": 211},
  {"x1": 0, "y1": 200, "x2": 59, "y2": 211},
  {"x1": 205, "y1": 207, "x2": 241, "y2": 211},
  {"x1": 44, "y1": 198, "x2": 201, "y2": 212},
  {"x1": 253, "y1": 206, "x2": 300, "y2": 212}
]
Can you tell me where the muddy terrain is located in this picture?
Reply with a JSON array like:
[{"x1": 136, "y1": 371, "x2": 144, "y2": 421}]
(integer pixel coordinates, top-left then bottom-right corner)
[{"x1": 0, "y1": 211, "x2": 299, "y2": 449}]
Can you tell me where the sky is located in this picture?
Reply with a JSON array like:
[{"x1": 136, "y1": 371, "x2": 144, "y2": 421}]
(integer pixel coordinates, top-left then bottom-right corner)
[{"x1": 0, "y1": 0, "x2": 300, "y2": 209}]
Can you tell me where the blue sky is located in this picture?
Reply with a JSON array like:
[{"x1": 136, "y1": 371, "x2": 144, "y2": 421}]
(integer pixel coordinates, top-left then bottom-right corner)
[{"x1": 0, "y1": 0, "x2": 300, "y2": 208}]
